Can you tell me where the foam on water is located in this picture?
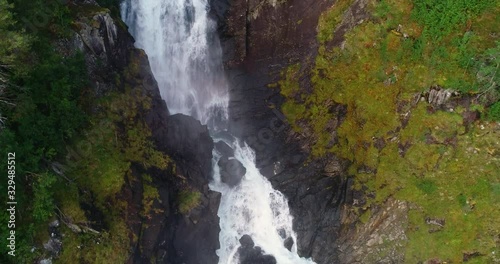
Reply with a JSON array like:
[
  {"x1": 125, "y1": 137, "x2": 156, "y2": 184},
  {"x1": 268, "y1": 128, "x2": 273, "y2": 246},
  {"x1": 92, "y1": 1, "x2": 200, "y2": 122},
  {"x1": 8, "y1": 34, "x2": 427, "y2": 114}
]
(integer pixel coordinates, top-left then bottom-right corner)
[{"x1": 210, "y1": 140, "x2": 316, "y2": 264}]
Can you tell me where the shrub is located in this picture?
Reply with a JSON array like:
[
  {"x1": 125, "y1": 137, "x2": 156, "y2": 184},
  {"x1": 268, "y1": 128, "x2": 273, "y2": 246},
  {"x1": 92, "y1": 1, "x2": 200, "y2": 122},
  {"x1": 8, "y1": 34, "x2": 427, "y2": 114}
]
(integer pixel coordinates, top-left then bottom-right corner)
[
  {"x1": 412, "y1": 0, "x2": 493, "y2": 40},
  {"x1": 488, "y1": 101, "x2": 500, "y2": 121},
  {"x1": 32, "y1": 173, "x2": 57, "y2": 222},
  {"x1": 416, "y1": 179, "x2": 437, "y2": 195}
]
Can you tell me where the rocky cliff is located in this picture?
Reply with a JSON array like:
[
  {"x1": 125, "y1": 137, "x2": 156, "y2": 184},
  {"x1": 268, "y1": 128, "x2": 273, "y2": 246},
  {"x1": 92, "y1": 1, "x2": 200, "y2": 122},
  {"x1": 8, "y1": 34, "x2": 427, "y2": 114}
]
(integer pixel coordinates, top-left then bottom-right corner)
[
  {"x1": 52, "y1": 1, "x2": 221, "y2": 263},
  {"x1": 210, "y1": 1, "x2": 346, "y2": 263}
]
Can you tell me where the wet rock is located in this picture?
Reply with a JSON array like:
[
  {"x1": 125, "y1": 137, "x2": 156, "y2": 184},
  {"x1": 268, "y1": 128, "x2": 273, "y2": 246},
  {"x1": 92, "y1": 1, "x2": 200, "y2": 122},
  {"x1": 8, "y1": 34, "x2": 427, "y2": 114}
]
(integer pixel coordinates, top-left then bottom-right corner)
[
  {"x1": 160, "y1": 114, "x2": 214, "y2": 184},
  {"x1": 238, "y1": 235, "x2": 277, "y2": 264},
  {"x1": 278, "y1": 228, "x2": 286, "y2": 239},
  {"x1": 154, "y1": 113, "x2": 220, "y2": 264},
  {"x1": 218, "y1": 156, "x2": 246, "y2": 187},
  {"x1": 284, "y1": 237, "x2": 294, "y2": 251},
  {"x1": 169, "y1": 190, "x2": 221, "y2": 264},
  {"x1": 239, "y1": 234, "x2": 255, "y2": 248},
  {"x1": 213, "y1": 130, "x2": 236, "y2": 142},
  {"x1": 215, "y1": 140, "x2": 235, "y2": 157}
]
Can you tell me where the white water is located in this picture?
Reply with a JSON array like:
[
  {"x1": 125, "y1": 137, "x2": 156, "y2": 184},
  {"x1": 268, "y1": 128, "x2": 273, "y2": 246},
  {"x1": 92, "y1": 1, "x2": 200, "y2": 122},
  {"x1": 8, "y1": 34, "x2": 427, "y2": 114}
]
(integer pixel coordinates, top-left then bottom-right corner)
[
  {"x1": 121, "y1": 1, "x2": 315, "y2": 263},
  {"x1": 211, "y1": 140, "x2": 316, "y2": 264},
  {"x1": 121, "y1": 0, "x2": 228, "y2": 124}
]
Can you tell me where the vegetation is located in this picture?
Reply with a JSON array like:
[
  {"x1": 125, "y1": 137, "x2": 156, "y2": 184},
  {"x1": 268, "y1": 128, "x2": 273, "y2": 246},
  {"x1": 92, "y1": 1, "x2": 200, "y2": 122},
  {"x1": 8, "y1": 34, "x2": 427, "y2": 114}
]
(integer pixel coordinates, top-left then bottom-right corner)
[
  {"x1": 0, "y1": 1, "x2": 172, "y2": 263},
  {"x1": 277, "y1": 0, "x2": 500, "y2": 262},
  {"x1": 316, "y1": 0, "x2": 355, "y2": 44},
  {"x1": 0, "y1": 1, "x2": 88, "y2": 262},
  {"x1": 141, "y1": 174, "x2": 161, "y2": 218},
  {"x1": 0, "y1": 0, "x2": 29, "y2": 127},
  {"x1": 178, "y1": 190, "x2": 201, "y2": 214}
]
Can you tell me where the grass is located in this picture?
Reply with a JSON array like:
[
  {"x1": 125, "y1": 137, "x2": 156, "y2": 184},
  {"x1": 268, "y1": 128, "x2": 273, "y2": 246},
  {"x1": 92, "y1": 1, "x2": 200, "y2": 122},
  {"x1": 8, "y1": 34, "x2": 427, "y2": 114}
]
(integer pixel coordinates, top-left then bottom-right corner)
[{"x1": 276, "y1": 0, "x2": 500, "y2": 262}]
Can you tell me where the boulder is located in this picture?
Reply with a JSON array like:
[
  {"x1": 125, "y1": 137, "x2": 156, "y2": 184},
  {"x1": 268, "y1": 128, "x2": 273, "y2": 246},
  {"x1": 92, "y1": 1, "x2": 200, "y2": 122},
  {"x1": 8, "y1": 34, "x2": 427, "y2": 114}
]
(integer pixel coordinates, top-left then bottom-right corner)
[
  {"x1": 239, "y1": 234, "x2": 255, "y2": 248},
  {"x1": 218, "y1": 156, "x2": 246, "y2": 187},
  {"x1": 238, "y1": 235, "x2": 277, "y2": 264},
  {"x1": 284, "y1": 237, "x2": 294, "y2": 251},
  {"x1": 215, "y1": 140, "x2": 235, "y2": 157}
]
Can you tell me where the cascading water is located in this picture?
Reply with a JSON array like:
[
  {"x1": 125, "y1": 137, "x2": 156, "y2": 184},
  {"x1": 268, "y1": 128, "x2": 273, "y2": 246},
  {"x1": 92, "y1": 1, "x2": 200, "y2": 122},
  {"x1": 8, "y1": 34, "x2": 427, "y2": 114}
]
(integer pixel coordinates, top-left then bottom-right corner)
[
  {"x1": 121, "y1": 0, "x2": 228, "y2": 124},
  {"x1": 121, "y1": 1, "x2": 316, "y2": 263}
]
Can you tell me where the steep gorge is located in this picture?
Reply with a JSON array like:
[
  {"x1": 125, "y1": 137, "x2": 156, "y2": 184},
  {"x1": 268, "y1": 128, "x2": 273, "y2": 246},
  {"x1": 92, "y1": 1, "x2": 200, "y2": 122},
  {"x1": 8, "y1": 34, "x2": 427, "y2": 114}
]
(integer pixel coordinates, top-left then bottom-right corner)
[{"x1": 2, "y1": 0, "x2": 497, "y2": 263}]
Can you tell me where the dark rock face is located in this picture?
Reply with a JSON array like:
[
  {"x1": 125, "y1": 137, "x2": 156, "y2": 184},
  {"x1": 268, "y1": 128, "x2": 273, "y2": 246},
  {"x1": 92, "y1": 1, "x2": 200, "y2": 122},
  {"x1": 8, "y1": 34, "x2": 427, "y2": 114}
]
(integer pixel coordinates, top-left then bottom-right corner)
[
  {"x1": 284, "y1": 237, "x2": 294, "y2": 252},
  {"x1": 215, "y1": 140, "x2": 235, "y2": 157},
  {"x1": 268, "y1": 159, "x2": 354, "y2": 262},
  {"x1": 210, "y1": 0, "x2": 333, "y2": 68},
  {"x1": 150, "y1": 113, "x2": 220, "y2": 264},
  {"x1": 218, "y1": 156, "x2": 246, "y2": 187},
  {"x1": 158, "y1": 114, "x2": 214, "y2": 185},
  {"x1": 162, "y1": 190, "x2": 221, "y2": 264},
  {"x1": 238, "y1": 235, "x2": 277, "y2": 264}
]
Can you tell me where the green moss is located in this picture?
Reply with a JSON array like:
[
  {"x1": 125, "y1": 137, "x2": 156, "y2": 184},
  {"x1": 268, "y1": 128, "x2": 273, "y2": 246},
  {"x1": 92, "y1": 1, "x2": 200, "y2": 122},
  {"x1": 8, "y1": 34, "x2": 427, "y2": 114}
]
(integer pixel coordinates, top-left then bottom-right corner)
[
  {"x1": 56, "y1": 220, "x2": 129, "y2": 264},
  {"x1": 359, "y1": 209, "x2": 371, "y2": 224},
  {"x1": 277, "y1": 63, "x2": 301, "y2": 98},
  {"x1": 317, "y1": 0, "x2": 355, "y2": 44},
  {"x1": 142, "y1": 174, "x2": 161, "y2": 218},
  {"x1": 178, "y1": 190, "x2": 201, "y2": 214}
]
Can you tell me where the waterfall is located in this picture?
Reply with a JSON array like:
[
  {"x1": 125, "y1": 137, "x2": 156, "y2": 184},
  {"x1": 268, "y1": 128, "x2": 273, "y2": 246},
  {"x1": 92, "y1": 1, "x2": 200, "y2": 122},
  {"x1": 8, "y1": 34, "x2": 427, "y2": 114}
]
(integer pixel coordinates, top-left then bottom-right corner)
[
  {"x1": 120, "y1": 0, "x2": 228, "y2": 124},
  {"x1": 121, "y1": 1, "x2": 316, "y2": 263}
]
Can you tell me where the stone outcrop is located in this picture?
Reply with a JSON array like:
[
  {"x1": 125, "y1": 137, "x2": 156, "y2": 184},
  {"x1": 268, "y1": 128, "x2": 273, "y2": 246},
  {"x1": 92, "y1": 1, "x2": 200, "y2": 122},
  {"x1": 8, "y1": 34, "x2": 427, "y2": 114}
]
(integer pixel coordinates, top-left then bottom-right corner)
[
  {"x1": 327, "y1": 0, "x2": 370, "y2": 48},
  {"x1": 336, "y1": 199, "x2": 409, "y2": 263}
]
